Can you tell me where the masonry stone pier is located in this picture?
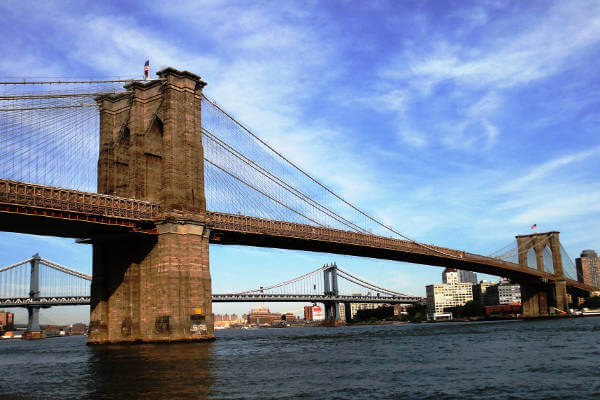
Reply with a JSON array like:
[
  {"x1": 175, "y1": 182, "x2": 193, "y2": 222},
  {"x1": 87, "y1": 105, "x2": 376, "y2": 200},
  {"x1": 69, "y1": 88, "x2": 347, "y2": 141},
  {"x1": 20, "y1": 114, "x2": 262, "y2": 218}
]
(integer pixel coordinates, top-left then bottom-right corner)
[
  {"x1": 88, "y1": 68, "x2": 213, "y2": 344},
  {"x1": 516, "y1": 231, "x2": 568, "y2": 316}
]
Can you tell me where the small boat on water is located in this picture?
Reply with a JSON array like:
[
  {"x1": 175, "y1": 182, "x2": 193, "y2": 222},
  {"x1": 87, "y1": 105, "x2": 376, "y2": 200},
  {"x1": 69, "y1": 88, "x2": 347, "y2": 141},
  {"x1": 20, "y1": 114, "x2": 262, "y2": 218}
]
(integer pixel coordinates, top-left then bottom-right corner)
[
  {"x1": 1, "y1": 331, "x2": 22, "y2": 339},
  {"x1": 581, "y1": 311, "x2": 600, "y2": 316}
]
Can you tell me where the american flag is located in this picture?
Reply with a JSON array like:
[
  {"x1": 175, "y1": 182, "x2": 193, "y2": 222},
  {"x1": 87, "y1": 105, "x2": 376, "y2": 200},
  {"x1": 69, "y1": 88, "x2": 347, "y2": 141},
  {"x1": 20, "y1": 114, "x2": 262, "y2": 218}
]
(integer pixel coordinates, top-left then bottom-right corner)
[
  {"x1": 144, "y1": 60, "x2": 150, "y2": 79},
  {"x1": 530, "y1": 224, "x2": 537, "y2": 229}
]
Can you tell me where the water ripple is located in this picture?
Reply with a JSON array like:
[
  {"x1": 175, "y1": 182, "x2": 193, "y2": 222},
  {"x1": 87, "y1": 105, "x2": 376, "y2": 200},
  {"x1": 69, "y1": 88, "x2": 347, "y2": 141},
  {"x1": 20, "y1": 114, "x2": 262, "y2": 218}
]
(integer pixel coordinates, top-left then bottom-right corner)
[{"x1": 1, "y1": 318, "x2": 599, "y2": 399}]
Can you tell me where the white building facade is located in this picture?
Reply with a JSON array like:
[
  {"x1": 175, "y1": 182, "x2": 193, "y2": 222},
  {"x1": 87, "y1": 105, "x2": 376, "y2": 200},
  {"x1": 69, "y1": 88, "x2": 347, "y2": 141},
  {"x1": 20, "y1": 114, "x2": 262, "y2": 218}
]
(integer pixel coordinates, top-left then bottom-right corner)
[{"x1": 426, "y1": 282, "x2": 474, "y2": 314}]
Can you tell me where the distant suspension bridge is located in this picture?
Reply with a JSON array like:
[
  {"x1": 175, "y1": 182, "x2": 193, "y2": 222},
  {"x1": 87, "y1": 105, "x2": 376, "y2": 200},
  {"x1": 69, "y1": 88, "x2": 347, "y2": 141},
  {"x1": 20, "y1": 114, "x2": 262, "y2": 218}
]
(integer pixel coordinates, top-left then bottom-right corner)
[{"x1": 0, "y1": 255, "x2": 423, "y2": 330}]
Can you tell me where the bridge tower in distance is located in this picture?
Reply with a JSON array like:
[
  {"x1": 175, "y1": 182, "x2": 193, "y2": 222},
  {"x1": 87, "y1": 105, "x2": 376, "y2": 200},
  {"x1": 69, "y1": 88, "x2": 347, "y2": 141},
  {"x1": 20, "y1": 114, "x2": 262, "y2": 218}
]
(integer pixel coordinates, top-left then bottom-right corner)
[
  {"x1": 90, "y1": 68, "x2": 213, "y2": 344},
  {"x1": 323, "y1": 263, "x2": 343, "y2": 324},
  {"x1": 516, "y1": 231, "x2": 568, "y2": 316},
  {"x1": 22, "y1": 254, "x2": 45, "y2": 340}
]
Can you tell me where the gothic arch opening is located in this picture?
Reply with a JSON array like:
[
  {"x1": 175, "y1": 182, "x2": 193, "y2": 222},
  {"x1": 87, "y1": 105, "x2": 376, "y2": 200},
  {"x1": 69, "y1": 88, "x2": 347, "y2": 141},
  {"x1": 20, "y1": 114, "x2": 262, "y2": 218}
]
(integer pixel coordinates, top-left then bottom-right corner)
[
  {"x1": 117, "y1": 125, "x2": 130, "y2": 146},
  {"x1": 145, "y1": 115, "x2": 163, "y2": 157},
  {"x1": 542, "y1": 245, "x2": 554, "y2": 274},
  {"x1": 527, "y1": 247, "x2": 537, "y2": 270},
  {"x1": 144, "y1": 115, "x2": 163, "y2": 202}
]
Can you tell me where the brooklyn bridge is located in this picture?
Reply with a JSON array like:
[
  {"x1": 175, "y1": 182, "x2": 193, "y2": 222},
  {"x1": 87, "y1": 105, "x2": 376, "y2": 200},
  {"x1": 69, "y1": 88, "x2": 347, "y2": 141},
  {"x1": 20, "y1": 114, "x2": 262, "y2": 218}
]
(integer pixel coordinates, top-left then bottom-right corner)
[{"x1": 0, "y1": 68, "x2": 597, "y2": 344}]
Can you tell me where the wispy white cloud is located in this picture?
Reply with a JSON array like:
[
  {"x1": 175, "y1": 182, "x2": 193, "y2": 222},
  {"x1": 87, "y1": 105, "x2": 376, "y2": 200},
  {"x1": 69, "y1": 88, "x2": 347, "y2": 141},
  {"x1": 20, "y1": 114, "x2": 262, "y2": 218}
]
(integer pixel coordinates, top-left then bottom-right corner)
[
  {"x1": 370, "y1": 0, "x2": 600, "y2": 150},
  {"x1": 499, "y1": 146, "x2": 600, "y2": 192},
  {"x1": 400, "y1": 1, "x2": 600, "y2": 89}
]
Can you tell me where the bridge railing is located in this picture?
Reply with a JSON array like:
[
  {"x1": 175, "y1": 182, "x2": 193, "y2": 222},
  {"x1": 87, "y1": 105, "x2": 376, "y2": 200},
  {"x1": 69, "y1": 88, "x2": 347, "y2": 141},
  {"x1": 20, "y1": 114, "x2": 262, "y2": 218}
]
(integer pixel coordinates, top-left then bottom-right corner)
[
  {"x1": 207, "y1": 211, "x2": 466, "y2": 258},
  {"x1": 211, "y1": 293, "x2": 423, "y2": 303},
  {"x1": 0, "y1": 179, "x2": 160, "y2": 220}
]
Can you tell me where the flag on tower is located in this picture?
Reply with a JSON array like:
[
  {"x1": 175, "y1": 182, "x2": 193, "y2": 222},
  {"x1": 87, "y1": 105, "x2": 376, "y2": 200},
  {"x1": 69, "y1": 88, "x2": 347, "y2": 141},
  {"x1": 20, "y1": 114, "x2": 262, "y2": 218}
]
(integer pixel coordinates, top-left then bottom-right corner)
[
  {"x1": 530, "y1": 224, "x2": 537, "y2": 229},
  {"x1": 144, "y1": 60, "x2": 150, "y2": 80}
]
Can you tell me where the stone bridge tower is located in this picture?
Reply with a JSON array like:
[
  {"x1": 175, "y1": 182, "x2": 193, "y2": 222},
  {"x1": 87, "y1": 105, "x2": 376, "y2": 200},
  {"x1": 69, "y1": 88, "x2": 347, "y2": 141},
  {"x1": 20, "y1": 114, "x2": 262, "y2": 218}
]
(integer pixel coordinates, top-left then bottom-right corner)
[
  {"x1": 516, "y1": 231, "x2": 568, "y2": 316},
  {"x1": 89, "y1": 68, "x2": 213, "y2": 344}
]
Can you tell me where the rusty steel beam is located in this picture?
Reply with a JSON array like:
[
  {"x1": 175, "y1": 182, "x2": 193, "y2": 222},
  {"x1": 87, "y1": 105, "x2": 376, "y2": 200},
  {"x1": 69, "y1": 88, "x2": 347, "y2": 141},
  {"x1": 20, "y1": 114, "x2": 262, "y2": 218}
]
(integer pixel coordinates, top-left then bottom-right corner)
[{"x1": 0, "y1": 178, "x2": 159, "y2": 221}]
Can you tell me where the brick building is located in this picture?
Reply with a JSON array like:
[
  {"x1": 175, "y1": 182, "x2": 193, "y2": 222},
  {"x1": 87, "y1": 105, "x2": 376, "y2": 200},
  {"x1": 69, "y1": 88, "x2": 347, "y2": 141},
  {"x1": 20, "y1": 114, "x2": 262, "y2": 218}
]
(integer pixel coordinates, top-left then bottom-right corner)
[
  {"x1": 69, "y1": 323, "x2": 88, "y2": 335},
  {"x1": 247, "y1": 305, "x2": 282, "y2": 325},
  {"x1": 304, "y1": 305, "x2": 313, "y2": 321},
  {"x1": 0, "y1": 311, "x2": 14, "y2": 331},
  {"x1": 576, "y1": 250, "x2": 599, "y2": 287}
]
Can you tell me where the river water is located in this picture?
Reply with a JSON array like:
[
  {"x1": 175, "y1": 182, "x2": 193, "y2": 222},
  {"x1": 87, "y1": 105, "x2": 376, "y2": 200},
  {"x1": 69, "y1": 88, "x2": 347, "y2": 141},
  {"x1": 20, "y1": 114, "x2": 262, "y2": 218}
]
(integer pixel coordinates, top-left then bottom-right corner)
[{"x1": 1, "y1": 318, "x2": 599, "y2": 399}]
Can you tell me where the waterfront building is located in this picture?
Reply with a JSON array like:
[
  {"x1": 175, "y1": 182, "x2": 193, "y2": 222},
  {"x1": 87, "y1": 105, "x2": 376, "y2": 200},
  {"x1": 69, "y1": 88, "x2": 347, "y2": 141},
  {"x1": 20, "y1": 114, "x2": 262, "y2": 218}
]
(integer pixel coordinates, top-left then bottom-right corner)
[
  {"x1": 0, "y1": 311, "x2": 14, "y2": 331},
  {"x1": 304, "y1": 305, "x2": 313, "y2": 321},
  {"x1": 303, "y1": 304, "x2": 340, "y2": 321},
  {"x1": 349, "y1": 293, "x2": 385, "y2": 318},
  {"x1": 393, "y1": 304, "x2": 408, "y2": 316},
  {"x1": 426, "y1": 282, "x2": 474, "y2": 314},
  {"x1": 282, "y1": 313, "x2": 297, "y2": 322},
  {"x1": 576, "y1": 250, "x2": 599, "y2": 287},
  {"x1": 312, "y1": 305, "x2": 325, "y2": 321},
  {"x1": 214, "y1": 313, "x2": 246, "y2": 328},
  {"x1": 69, "y1": 323, "x2": 87, "y2": 335},
  {"x1": 442, "y1": 268, "x2": 478, "y2": 284},
  {"x1": 442, "y1": 268, "x2": 459, "y2": 284},
  {"x1": 247, "y1": 305, "x2": 282, "y2": 325},
  {"x1": 484, "y1": 304, "x2": 521, "y2": 316},
  {"x1": 485, "y1": 279, "x2": 521, "y2": 305},
  {"x1": 474, "y1": 280, "x2": 499, "y2": 305},
  {"x1": 426, "y1": 269, "x2": 474, "y2": 314},
  {"x1": 338, "y1": 303, "x2": 346, "y2": 321},
  {"x1": 459, "y1": 270, "x2": 478, "y2": 284},
  {"x1": 498, "y1": 281, "x2": 521, "y2": 304},
  {"x1": 43, "y1": 325, "x2": 61, "y2": 336},
  {"x1": 349, "y1": 303, "x2": 384, "y2": 318}
]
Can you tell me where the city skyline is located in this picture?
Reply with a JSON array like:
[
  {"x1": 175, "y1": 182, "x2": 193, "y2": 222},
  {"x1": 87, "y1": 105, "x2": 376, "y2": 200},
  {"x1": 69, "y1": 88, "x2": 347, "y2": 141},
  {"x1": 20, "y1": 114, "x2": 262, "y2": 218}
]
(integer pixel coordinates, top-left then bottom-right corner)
[{"x1": 1, "y1": 1, "x2": 600, "y2": 324}]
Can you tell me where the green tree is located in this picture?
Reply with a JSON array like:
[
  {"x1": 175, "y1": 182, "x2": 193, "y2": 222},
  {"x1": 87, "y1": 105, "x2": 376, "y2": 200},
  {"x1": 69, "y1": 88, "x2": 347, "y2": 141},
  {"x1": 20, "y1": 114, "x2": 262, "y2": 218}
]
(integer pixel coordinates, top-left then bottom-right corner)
[{"x1": 445, "y1": 300, "x2": 484, "y2": 318}]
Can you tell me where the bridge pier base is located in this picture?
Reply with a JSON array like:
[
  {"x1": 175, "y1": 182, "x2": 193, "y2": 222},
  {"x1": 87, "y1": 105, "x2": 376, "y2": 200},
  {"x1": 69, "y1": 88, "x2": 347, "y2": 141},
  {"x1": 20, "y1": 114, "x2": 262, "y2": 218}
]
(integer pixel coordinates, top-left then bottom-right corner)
[
  {"x1": 22, "y1": 306, "x2": 44, "y2": 340},
  {"x1": 521, "y1": 282, "x2": 548, "y2": 317},
  {"x1": 323, "y1": 301, "x2": 344, "y2": 326},
  {"x1": 324, "y1": 301, "x2": 338, "y2": 321},
  {"x1": 88, "y1": 223, "x2": 214, "y2": 344},
  {"x1": 553, "y1": 280, "x2": 568, "y2": 313},
  {"x1": 520, "y1": 280, "x2": 568, "y2": 317},
  {"x1": 344, "y1": 303, "x2": 352, "y2": 323}
]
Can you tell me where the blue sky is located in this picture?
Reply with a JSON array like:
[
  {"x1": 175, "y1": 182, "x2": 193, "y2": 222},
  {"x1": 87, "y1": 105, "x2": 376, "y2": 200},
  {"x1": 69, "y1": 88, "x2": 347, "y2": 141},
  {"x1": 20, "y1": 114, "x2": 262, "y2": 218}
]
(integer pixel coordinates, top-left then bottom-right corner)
[{"x1": 1, "y1": 0, "x2": 599, "y2": 324}]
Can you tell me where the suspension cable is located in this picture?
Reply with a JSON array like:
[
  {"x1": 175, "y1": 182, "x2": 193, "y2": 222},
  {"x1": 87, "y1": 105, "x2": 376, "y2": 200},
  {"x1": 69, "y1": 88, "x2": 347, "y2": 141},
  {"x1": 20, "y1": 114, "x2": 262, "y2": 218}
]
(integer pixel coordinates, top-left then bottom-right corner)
[
  {"x1": 202, "y1": 94, "x2": 466, "y2": 259},
  {"x1": 39, "y1": 258, "x2": 91, "y2": 280},
  {"x1": 0, "y1": 258, "x2": 33, "y2": 273},
  {"x1": 232, "y1": 265, "x2": 327, "y2": 294},
  {"x1": 203, "y1": 127, "x2": 369, "y2": 234},
  {"x1": 336, "y1": 267, "x2": 410, "y2": 296},
  {"x1": 204, "y1": 158, "x2": 324, "y2": 227}
]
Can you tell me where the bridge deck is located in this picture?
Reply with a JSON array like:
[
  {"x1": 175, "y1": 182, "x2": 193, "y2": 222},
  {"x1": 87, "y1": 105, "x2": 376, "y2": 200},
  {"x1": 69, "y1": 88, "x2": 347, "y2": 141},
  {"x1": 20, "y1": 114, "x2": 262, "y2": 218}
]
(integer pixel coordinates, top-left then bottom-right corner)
[
  {"x1": 0, "y1": 179, "x2": 159, "y2": 236},
  {"x1": 0, "y1": 179, "x2": 596, "y2": 294},
  {"x1": 0, "y1": 294, "x2": 422, "y2": 307}
]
